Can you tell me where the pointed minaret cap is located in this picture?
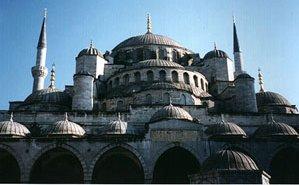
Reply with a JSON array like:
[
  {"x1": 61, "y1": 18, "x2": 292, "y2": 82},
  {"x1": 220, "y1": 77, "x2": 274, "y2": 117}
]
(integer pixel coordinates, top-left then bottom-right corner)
[
  {"x1": 146, "y1": 13, "x2": 152, "y2": 34},
  {"x1": 258, "y1": 68, "x2": 265, "y2": 93},
  {"x1": 233, "y1": 16, "x2": 240, "y2": 52},
  {"x1": 37, "y1": 8, "x2": 47, "y2": 48}
]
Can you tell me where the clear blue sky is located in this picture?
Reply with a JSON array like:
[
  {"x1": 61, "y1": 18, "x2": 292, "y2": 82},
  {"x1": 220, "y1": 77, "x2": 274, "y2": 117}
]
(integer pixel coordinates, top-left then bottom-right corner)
[{"x1": 0, "y1": 0, "x2": 299, "y2": 109}]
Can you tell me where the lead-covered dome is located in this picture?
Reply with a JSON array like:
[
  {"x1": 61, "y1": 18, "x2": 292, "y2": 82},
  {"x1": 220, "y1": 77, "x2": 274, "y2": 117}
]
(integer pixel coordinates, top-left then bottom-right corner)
[
  {"x1": 77, "y1": 42, "x2": 103, "y2": 58},
  {"x1": 202, "y1": 149, "x2": 259, "y2": 172},
  {"x1": 0, "y1": 114, "x2": 30, "y2": 138},
  {"x1": 101, "y1": 114, "x2": 137, "y2": 135},
  {"x1": 133, "y1": 59, "x2": 184, "y2": 69},
  {"x1": 253, "y1": 115, "x2": 298, "y2": 139},
  {"x1": 203, "y1": 49, "x2": 229, "y2": 60},
  {"x1": 150, "y1": 104, "x2": 193, "y2": 123},
  {"x1": 205, "y1": 116, "x2": 247, "y2": 139},
  {"x1": 48, "y1": 113, "x2": 85, "y2": 138}
]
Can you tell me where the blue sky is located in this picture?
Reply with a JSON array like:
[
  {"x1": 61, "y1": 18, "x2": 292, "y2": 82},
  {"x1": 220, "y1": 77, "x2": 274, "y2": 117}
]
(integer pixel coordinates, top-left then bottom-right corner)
[{"x1": 0, "y1": 0, "x2": 299, "y2": 109}]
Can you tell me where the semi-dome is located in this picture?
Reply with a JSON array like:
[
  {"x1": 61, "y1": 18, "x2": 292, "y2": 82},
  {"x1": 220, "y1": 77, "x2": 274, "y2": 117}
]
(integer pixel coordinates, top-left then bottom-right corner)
[
  {"x1": 48, "y1": 113, "x2": 85, "y2": 138},
  {"x1": 101, "y1": 114, "x2": 137, "y2": 135},
  {"x1": 150, "y1": 104, "x2": 193, "y2": 123},
  {"x1": 202, "y1": 149, "x2": 259, "y2": 172},
  {"x1": 205, "y1": 115, "x2": 247, "y2": 139},
  {"x1": 203, "y1": 49, "x2": 229, "y2": 60},
  {"x1": 133, "y1": 59, "x2": 184, "y2": 69},
  {"x1": 112, "y1": 33, "x2": 185, "y2": 51},
  {"x1": 0, "y1": 113, "x2": 30, "y2": 138},
  {"x1": 253, "y1": 115, "x2": 298, "y2": 139},
  {"x1": 77, "y1": 42, "x2": 102, "y2": 58}
]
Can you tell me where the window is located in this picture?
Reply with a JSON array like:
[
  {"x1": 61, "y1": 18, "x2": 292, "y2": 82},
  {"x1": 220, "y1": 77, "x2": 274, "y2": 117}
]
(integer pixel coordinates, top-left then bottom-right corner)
[
  {"x1": 159, "y1": 70, "x2": 166, "y2": 82},
  {"x1": 205, "y1": 83, "x2": 208, "y2": 92},
  {"x1": 137, "y1": 48, "x2": 143, "y2": 61},
  {"x1": 134, "y1": 72, "x2": 141, "y2": 83},
  {"x1": 183, "y1": 72, "x2": 190, "y2": 84},
  {"x1": 147, "y1": 70, "x2": 154, "y2": 82},
  {"x1": 146, "y1": 94, "x2": 152, "y2": 105},
  {"x1": 172, "y1": 71, "x2": 179, "y2": 83},
  {"x1": 123, "y1": 74, "x2": 130, "y2": 86},
  {"x1": 116, "y1": 100, "x2": 124, "y2": 111},
  {"x1": 193, "y1": 75, "x2": 198, "y2": 87},
  {"x1": 172, "y1": 50, "x2": 178, "y2": 62},
  {"x1": 163, "y1": 93, "x2": 170, "y2": 104},
  {"x1": 200, "y1": 79, "x2": 204, "y2": 90},
  {"x1": 181, "y1": 94, "x2": 187, "y2": 105}
]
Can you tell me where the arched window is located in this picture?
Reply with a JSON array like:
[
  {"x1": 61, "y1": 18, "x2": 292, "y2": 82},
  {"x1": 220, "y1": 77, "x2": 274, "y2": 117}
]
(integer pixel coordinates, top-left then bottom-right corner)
[
  {"x1": 193, "y1": 76, "x2": 198, "y2": 87},
  {"x1": 137, "y1": 48, "x2": 143, "y2": 61},
  {"x1": 134, "y1": 72, "x2": 141, "y2": 83},
  {"x1": 158, "y1": 49, "x2": 164, "y2": 60},
  {"x1": 172, "y1": 50, "x2": 178, "y2": 62},
  {"x1": 205, "y1": 83, "x2": 208, "y2": 92},
  {"x1": 183, "y1": 72, "x2": 190, "y2": 84},
  {"x1": 146, "y1": 94, "x2": 152, "y2": 105},
  {"x1": 159, "y1": 70, "x2": 166, "y2": 82},
  {"x1": 116, "y1": 100, "x2": 124, "y2": 111},
  {"x1": 172, "y1": 71, "x2": 179, "y2": 83},
  {"x1": 163, "y1": 93, "x2": 170, "y2": 104},
  {"x1": 200, "y1": 79, "x2": 204, "y2": 90},
  {"x1": 180, "y1": 94, "x2": 187, "y2": 105},
  {"x1": 114, "y1": 77, "x2": 120, "y2": 87},
  {"x1": 123, "y1": 74, "x2": 130, "y2": 86},
  {"x1": 147, "y1": 70, "x2": 154, "y2": 82}
]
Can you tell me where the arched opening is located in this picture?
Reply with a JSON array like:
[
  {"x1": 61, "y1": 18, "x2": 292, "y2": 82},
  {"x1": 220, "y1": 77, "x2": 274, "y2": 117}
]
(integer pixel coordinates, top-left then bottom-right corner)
[
  {"x1": 0, "y1": 149, "x2": 20, "y2": 183},
  {"x1": 172, "y1": 71, "x2": 179, "y2": 83},
  {"x1": 270, "y1": 147, "x2": 299, "y2": 184},
  {"x1": 30, "y1": 147, "x2": 84, "y2": 183},
  {"x1": 134, "y1": 72, "x2": 141, "y2": 83},
  {"x1": 183, "y1": 72, "x2": 190, "y2": 84},
  {"x1": 92, "y1": 147, "x2": 144, "y2": 183},
  {"x1": 200, "y1": 79, "x2": 204, "y2": 90},
  {"x1": 153, "y1": 146, "x2": 200, "y2": 183},
  {"x1": 147, "y1": 70, "x2": 154, "y2": 82},
  {"x1": 146, "y1": 94, "x2": 152, "y2": 105},
  {"x1": 159, "y1": 70, "x2": 167, "y2": 82},
  {"x1": 116, "y1": 100, "x2": 125, "y2": 111},
  {"x1": 193, "y1": 75, "x2": 198, "y2": 87}
]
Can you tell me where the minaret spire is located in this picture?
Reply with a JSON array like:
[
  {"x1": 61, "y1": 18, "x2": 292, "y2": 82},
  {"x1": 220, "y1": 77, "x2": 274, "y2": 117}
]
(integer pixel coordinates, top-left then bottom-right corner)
[
  {"x1": 146, "y1": 13, "x2": 152, "y2": 34},
  {"x1": 258, "y1": 68, "x2": 265, "y2": 93},
  {"x1": 49, "y1": 63, "x2": 56, "y2": 89},
  {"x1": 31, "y1": 9, "x2": 48, "y2": 92},
  {"x1": 233, "y1": 16, "x2": 244, "y2": 77}
]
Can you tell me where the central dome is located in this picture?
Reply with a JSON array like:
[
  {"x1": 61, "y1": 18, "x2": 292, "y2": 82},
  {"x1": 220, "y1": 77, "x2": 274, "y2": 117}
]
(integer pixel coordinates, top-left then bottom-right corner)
[{"x1": 112, "y1": 33, "x2": 185, "y2": 51}]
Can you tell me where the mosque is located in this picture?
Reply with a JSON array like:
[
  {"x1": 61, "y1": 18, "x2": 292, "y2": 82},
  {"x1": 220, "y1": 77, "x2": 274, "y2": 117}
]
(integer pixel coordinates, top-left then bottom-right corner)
[{"x1": 0, "y1": 10, "x2": 298, "y2": 184}]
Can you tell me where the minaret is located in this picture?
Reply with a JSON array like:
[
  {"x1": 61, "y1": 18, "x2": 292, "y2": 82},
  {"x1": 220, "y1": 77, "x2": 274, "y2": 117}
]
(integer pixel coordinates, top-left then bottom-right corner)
[
  {"x1": 31, "y1": 9, "x2": 48, "y2": 92},
  {"x1": 233, "y1": 16, "x2": 244, "y2": 77},
  {"x1": 258, "y1": 68, "x2": 265, "y2": 93}
]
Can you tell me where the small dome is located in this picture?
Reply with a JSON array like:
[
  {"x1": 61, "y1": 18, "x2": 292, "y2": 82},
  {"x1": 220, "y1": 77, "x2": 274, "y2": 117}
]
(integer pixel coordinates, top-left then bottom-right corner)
[
  {"x1": 236, "y1": 73, "x2": 252, "y2": 79},
  {"x1": 133, "y1": 59, "x2": 184, "y2": 69},
  {"x1": 24, "y1": 87, "x2": 72, "y2": 107},
  {"x1": 0, "y1": 114, "x2": 30, "y2": 138},
  {"x1": 203, "y1": 49, "x2": 229, "y2": 60},
  {"x1": 112, "y1": 33, "x2": 185, "y2": 51},
  {"x1": 254, "y1": 116, "x2": 298, "y2": 139},
  {"x1": 202, "y1": 149, "x2": 259, "y2": 172},
  {"x1": 101, "y1": 114, "x2": 137, "y2": 135},
  {"x1": 256, "y1": 91, "x2": 292, "y2": 107},
  {"x1": 77, "y1": 42, "x2": 102, "y2": 58},
  {"x1": 205, "y1": 116, "x2": 247, "y2": 139},
  {"x1": 150, "y1": 104, "x2": 193, "y2": 123},
  {"x1": 48, "y1": 113, "x2": 85, "y2": 138}
]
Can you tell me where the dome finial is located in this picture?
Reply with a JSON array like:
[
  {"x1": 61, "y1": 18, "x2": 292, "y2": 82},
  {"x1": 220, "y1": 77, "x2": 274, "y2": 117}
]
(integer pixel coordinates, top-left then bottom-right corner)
[
  {"x1": 64, "y1": 112, "x2": 68, "y2": 121},
  {"x1": 220, "y1": 114, "x2": 226, "y2": 124},
  {"x1": 214, "y1": 42, "x2": 217, "y2": 50},
  {"x1": 44, "y1": 8, "x2": 47, "y2": 19},
  {"x1": 118, "y1": 112, "x2": 121, "y2": 121},
  {"x1": 49, "y1": 63, "x2": 56, "y2": 89},
  {"x1": 169, "y1": 96, "x2": 173, "y2": 106},
  {"x1": 146, "y1": 13, "x2": 152, "y2": 34},
  {"x1": 90, "y1": 39, "x2": 93, "y2": 48},
  {"x1": 10, "y1": 112, "x2": 14, "y2": 122},
  {"x1": 258, "y1": 68, "x2": 265, "y2": 93}
]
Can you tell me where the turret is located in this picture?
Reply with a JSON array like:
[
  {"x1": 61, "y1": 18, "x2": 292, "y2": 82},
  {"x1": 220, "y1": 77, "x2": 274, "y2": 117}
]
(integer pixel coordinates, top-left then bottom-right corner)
[
  {"x1": 233, "y1": 17, "x2": 245, "y2": 77},
  {"x1": 72, "y1": 41, "x2": 107, "y2": 111},
  {"x1": 31, "y1": 9, "x2": 48, "y2": 92}
]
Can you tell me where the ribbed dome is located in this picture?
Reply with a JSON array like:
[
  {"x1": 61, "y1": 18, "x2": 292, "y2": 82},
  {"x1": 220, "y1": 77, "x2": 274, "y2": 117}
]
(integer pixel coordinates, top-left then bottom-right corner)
[
  {"x1": 0, "y1": 114, "x2": 30, "y2": 138},
  {"x1": 24, "y1": 87, "x2": 72, "y2": 107},
  {"x1": 112, "y1": 33, "x2": 184, "y2": 51},
  {"x1": 101, "y1": 114, "x2": 137, "y2": 135},
  {"x1": 150, "y1": 104, "x2": 193, "y2": 123},
  {"x1": 146, "y1": 82, "x2": 178, "y2": 90},
  {"x1": 256, "y1": 91, "x2": 292, "y2": 107},
  {"x1": 254, "y1": 116, "x2": 298, "y2": 139},
  {"x1": 203, "y1": 49, "x2": 229, "y2": 60},
  {"x1": 133, "y1": 59, "x2": 184, "y2": 69},
  {"x1": 77, "y1": 43, "x2": 102, "y2": 58},
  {"x1": 205, "y1": 116, "x2": 247, "y2": 139},
  {"x1": 202, "y1": 149, "x2": 259, "y2": 172},
  {"x1": 48, "y1": 113, "x2": 85, "y2": 138}
]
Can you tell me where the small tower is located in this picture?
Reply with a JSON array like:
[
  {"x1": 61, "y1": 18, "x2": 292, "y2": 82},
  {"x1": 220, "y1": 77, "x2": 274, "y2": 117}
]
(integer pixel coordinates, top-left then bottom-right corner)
[
  {"x1": 31, "y1": 9, "x2": 48, "y2": 92},
  {"x1": 233, "y1": 17, "x2": 245, "y2": 77},
  {"x1": 72, "y1": 41, "x2": 107, "y2": 111}
]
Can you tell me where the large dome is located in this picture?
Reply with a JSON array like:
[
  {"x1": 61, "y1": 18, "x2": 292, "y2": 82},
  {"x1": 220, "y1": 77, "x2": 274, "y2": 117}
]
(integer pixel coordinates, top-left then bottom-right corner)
[
  {"x1": 256, "y1": 91, "x2": 292, "y2": 106},
  {"x1": 150, "y1": 104, "x2": 193, "y2": 123},
  {"x1": 112, "y1": 33, "x2": 186, "y2": 51},
  {"x1": 202, "y1": 149, "x2": 259, "y2": 172}
]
